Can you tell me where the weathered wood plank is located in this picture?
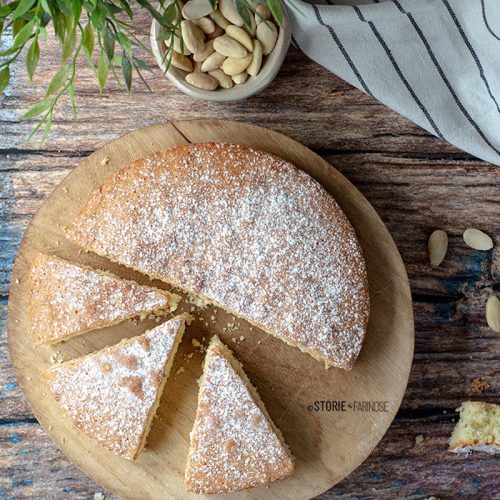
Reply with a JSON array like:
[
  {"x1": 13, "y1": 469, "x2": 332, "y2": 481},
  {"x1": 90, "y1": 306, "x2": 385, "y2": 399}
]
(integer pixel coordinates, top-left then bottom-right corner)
[{"x1": 1, "y1": 416, "x2": 497, "y2": 500}]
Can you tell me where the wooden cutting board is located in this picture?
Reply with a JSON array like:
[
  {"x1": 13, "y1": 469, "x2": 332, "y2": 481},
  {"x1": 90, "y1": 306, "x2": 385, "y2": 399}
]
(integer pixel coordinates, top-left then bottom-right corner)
[{"x1": 7, "y1": 120, "x2": 414, "y2": 500}]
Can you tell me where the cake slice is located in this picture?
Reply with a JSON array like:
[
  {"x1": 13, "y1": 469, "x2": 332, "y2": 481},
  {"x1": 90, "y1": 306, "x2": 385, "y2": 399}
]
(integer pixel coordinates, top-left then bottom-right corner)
[
  {"x1": 29, "y1": 253, "x2": 179, "y2": 345},
  {"x1": 44, "y1": 316, "x2": 185, "y2": 459},
  {"x1": 185, "y1": 336, "x2": 295, "y2": 494},
  {"x1": 449, "y1": 401, "x2": 499, "y2": 455}
]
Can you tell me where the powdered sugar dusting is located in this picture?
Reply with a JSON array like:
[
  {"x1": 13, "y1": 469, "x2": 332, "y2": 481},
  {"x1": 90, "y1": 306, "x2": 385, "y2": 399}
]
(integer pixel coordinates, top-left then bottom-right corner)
[
  {"x1": 185, "y1": 338, "x2": 294, "y2": 493},
  {"x1": 66, "y1": 143, "x2": 369, "y2": 368},
  {"x1": 29, "y1": 253, "x2": 177, "y2": 344},
  {"x1": 46, "y1": 318, "x2": 183, "y2": 459}
]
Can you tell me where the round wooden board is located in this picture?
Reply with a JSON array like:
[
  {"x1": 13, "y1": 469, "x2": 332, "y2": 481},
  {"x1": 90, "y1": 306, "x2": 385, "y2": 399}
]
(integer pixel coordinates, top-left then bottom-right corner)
[{"x1": 8, "y1": 120, "x2": 414, "y2": 500}]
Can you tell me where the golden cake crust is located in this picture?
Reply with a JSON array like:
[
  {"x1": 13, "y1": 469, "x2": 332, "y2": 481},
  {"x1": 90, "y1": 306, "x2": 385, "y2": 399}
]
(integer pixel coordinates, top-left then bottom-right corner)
[
  {"x1": 29, "y1": 253, "x2": 179, "y2": 345},
  {"x1": 66, "y1": 143, "x2": 369, "y2": 369},
  {"x1": 44, "y1": 317, "x2": 185, "y2": 459},
  {"x1": 185, "y1": 336, "x2": 295, "y2": 494}
]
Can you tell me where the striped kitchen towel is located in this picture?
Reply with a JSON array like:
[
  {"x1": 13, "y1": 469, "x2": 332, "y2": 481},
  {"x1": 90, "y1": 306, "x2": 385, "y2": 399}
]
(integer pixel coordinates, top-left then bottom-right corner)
[{"x1": 287, "y1": 0, "x2": 500, "y2": 165}]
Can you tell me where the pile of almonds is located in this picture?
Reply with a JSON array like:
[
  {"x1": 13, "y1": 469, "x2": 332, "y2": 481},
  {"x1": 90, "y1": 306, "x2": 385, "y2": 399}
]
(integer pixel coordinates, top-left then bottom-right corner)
[{"x1": 166, "y1": 0, "x2": 279, "y2": 90}]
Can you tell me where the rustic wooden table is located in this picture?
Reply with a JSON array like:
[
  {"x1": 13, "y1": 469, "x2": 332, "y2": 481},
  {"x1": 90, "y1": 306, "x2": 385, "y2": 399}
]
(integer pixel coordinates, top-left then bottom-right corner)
[{"x1": 1, "y1": 18, "x2": 499, "y2": 499}]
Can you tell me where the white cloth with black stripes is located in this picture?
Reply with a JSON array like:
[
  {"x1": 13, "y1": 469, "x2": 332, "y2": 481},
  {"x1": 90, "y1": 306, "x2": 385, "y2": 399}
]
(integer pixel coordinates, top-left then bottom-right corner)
[{"x1": 287, "y1": 0, "x2": 500, "y2": 165}]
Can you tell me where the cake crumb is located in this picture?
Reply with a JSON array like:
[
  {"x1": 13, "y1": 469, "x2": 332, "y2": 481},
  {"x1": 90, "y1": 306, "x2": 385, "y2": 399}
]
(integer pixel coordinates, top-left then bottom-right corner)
[
  {"x1": 415, "y1": 434, "x2": 424, "y2": 445},
  {"x1": 48, "y1": 425, "x2": 53, "y2": 431},
  {"x1": 176, "y1": 367, "x2": 185, "y2": 375},
  {"x1": 192, "y1": 338, "x2": 201, "y2": 348},
  {"x1": 15, "y1": 278, "x2": 20, "y2": 284},
  {"x1": 100, "y1": 157, "x2": 110, "y2": 166},
  {"x1": 471, "y1": 378, "x2": 489, "y2": 393},
  {"x1": 239, "y1": 336, "x2": 245, "y2": 341},
  {"x1": 210, "y1": 315, "x2": 216, "y2": 321},
  {"x1": 63, "y1": 186, "x2": 69, "y2": 193}
]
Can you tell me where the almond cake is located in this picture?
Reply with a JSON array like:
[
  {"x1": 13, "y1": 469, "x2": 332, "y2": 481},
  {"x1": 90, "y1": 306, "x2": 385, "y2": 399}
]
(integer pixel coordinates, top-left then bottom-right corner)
[
  {"x1": 44, "y1": 316, "x2": 185, "y2": 459},
  {"x1": 65, "y1": 143, "x2": 370, "y2": 369},
  {"x1": 29, "y1": 253, "x2": 179, "y2": 345},
  {"x1": 184, "y1": 336, "x2": 295, "y2": 493}
]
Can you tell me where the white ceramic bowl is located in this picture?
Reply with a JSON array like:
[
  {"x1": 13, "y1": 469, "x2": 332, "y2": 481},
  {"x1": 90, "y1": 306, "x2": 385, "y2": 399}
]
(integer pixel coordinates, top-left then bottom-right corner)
[{"x1": 150, "y1": 9, "x2": 291, "y2": 101}]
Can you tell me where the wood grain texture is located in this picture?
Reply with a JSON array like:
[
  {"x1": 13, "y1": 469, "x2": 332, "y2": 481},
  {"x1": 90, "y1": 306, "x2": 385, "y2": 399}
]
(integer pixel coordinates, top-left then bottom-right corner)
[
  {"x1": 7, "y1": 121, "x2": 414, "y2": 499},
  {"x1": 1, "y1": 10, "x2": 499, "y2": 498}
]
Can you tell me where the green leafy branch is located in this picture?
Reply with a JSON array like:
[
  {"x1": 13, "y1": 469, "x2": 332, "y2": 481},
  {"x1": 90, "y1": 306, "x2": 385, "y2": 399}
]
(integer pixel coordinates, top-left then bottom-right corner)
[{"x1": 0, "y1": 0, "x2": 284, "y2": 143}]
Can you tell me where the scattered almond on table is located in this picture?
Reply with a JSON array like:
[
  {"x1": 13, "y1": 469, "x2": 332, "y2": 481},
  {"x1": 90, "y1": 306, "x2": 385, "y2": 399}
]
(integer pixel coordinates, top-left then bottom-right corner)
[
  {"x1": 486, "y1": 295, "x2": 500, "y2": 333},
  {"x1": 428, "y1": 229, "x2": 448, "y2": 266},
  {"x1": 166, "y1": 0, "x2": 278, "y2": 91},
  {"x1": 463, "y1": 228, "x2": 494, "y2": 251}
]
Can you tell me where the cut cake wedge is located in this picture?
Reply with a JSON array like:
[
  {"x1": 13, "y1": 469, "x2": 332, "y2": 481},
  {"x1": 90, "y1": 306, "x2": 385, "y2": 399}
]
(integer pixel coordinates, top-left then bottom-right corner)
[
  {"x1": 185, "y1": 335, "x2": 295, "y2": 494},
  {"x1": 29, "y1": 253, "x2": 179, "y2": 345},
  {"x1": 44, "y1": 316, "x2": 185, "y2": 459}
]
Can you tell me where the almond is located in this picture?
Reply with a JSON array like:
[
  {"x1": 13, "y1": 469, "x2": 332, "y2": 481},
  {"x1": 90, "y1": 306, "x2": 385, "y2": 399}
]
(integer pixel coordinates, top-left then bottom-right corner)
[
  {"x1": 210, "y1": 9, "x2": 230, "y2": 29},
  {"x1": 247, "y1": 39, "x2": 263, "y2": 76},
  {"x1": 428, "y1": 230, "x2": 448, "y2": 267},
  {"x1": 193, "y1": 39, "x2": 215, "y2": 62},
  {"x1": 221, "y1": 54, "x2": 252, "y2": 76},
  {"x1": 171, "y1": 51, "x2": 194, "y2": 72},
  {"x1": 182, "y1": 0, "x2": 215, "y2": 20},
  {"x1": 219, "y1": 0, "x2": 244, "y2": 26},
  {"x1": 181, "y1": 20, "x2": 205, "y2": 54},
  {"x1": 486, "y1": 296, "x2": 500, "y2": 333},
  {"x1": 192, "y1": 16, "x2": 216, "y2": 34},
  {"x1": 463, "y1": 228, "x2": 494, "y2": 251},
  {"x1": 256, "y1": 20, "x2": 277, "y2": 55},
  {"x1": 209, "y1": 69, "x2": 234, "y2": 88},
  {"x1": 201, "y1": 51, "x2": 226, "y2": 72},
  {"x1": 226, "y1": 25, "x2": 254, "y2": 52},
  {"x1": 186, "y1": 71, "x2": 218, "y2": 90},
  {"x1": 232, "y1": 71, "x2": 248, "y2": 84},
  {"x1": 213, "y1": 35, "x2": 248, "y2": 58}
]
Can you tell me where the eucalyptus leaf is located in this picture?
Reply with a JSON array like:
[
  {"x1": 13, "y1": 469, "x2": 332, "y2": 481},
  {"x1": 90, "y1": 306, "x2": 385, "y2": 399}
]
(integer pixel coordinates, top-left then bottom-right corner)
[
  {"x1": 266, "y1": 0, "x2": 283, "y2": 25},
  {"x1": 13, "y1": 19, "x2": 34, "y2": 48},
  {"x1": 26, "y1": 38, "x2": 40, "y2": 81},
  {"x1": 82, "y1": 22, "x2": 94, "y2": 57},
  {"x1": 12, "y1": 18, "x2": 26, "y2": 37},
  {"x1": 45, "y1": 64, "x2": 69, "y2": 96},
  {"x1": 117, "y1": 32, "x2": 132, "y2": 56},
  {"x1": 122, "y1": 55, "x2": 132, "y2": 91},
  {"x1": 21, "y1": 99, "x2": 52, "y2": 119},
  {"x1": 98, "y1": 52, "x2": 108, "y2": 91},
  {"x1": 11, "y1": 0, "x2": 36, "y2": 20},
  {"x1": 61, "y1": 29, "x2": 76, "y2": 61},
  {"x1": 0, "y1": 67, "x2": 10, "y2": 94},
  {"x1": 103, "y1": 25, "x2": 115, "y2": 60}
]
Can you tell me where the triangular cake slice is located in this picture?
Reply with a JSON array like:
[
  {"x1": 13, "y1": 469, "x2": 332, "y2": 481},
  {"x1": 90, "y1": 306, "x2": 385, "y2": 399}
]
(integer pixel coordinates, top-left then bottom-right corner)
[
  {"x1": 29, "y1": 253, "x2": 180, "y2": 345},
  {"x1": 44, "y1": 316, "x2": 185, "y2": 459},
  {"x1": 185, "y1": 336, "x2": 295, "y2": 494}
]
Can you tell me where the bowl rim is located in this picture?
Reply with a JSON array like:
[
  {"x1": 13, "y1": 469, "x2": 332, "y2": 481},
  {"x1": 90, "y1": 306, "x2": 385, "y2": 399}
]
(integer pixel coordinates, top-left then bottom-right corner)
[{"x1": 150, "y1": 7, "x2": 292, "y2": 102}]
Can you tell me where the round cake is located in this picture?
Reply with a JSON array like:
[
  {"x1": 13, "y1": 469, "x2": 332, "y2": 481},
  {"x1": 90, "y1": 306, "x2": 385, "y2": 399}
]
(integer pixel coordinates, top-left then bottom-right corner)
[{"x1": 65, "y1": 143, "x2": 369, "y2": 369}]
